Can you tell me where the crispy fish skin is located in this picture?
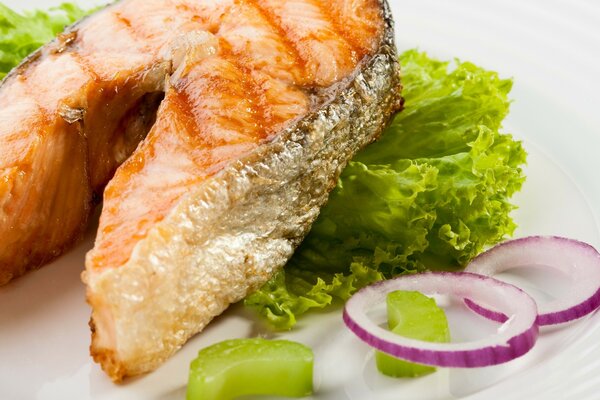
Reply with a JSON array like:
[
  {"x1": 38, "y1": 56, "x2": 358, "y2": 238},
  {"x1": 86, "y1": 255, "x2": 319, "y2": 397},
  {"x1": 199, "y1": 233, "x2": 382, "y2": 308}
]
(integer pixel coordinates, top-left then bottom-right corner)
[{"x1": 85, "y1": 0, "x2": 402, "y2": 381}]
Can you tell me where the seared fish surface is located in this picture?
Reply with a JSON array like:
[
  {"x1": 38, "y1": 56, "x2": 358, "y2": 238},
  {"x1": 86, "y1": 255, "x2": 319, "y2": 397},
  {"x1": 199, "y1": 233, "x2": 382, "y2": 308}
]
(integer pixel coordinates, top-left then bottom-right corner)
[{"x1": 0, "y1": 0, "x2": 401, "y2": 380}]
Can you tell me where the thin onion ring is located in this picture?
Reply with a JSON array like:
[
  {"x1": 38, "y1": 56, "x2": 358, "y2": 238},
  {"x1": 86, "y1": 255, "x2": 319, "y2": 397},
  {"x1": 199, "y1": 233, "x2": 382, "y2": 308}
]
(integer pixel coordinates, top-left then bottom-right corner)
[
  {"x1": 343, "y1": 272, "x2": 539, "y2": 368},
  {"x1": 465, "y1": 236, "x2": 600, "y2": 325}
]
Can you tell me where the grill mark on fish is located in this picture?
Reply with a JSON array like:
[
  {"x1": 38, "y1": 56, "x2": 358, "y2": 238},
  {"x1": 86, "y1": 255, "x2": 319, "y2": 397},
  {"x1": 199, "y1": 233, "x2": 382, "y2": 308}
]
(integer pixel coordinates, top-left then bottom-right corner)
[
  {"x1": 168, "y1": 87, "x2": 204, "y2": 146},
  {"x1": 113, "y1": 12, "x2": 132, "y2": 29},
  {"x1": 105, "y1": 9, "x2": 165, "y2": 58},
  {"x1": 174, "y1": 58, "x2": 267, "y2": 142},
  {"x1": 253, "y1": 0, "x2": 359, "y2": 86},
  {"x1": 318, "y1": 0, "x2": 383, "y2": 55},
  {"x1": 70, "y1": 52, "x2": 101, "y2": 85},
  {"x1": 219, "y1": 44, "x2": 272, "y2": 136},
  {"x1": 311, "y1": 0, "x2": 362, "y2": 59},
  {"x1": 243, "y1": 0, "x2": 310, "y2": 84}
]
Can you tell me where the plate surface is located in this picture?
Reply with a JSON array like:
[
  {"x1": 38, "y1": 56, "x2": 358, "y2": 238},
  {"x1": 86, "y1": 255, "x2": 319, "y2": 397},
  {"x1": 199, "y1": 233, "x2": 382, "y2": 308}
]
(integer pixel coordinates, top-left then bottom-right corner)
[{"x1": 1, "y1": 1, "x2": 599, "y2": 399}]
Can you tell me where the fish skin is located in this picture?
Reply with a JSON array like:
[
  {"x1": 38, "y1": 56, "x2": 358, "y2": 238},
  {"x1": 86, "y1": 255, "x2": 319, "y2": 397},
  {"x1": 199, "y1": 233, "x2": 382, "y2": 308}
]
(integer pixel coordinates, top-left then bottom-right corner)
[{"x1": 84, "y1": 0, "x2": 402, "y2": 381}]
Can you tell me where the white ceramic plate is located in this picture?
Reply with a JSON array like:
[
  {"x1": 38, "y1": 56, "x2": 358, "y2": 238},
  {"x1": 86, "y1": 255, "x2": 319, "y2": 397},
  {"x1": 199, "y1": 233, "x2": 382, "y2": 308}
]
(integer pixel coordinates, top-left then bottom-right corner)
[{"x1": 1, "y1": 1, "x2": 599, "y2": 399}]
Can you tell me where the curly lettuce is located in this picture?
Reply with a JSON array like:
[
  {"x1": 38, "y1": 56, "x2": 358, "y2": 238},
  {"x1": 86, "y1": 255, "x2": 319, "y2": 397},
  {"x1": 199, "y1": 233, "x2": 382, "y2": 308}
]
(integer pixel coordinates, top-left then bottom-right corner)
[
  {"x1": 0, "y1": 3, "x2": 90, "y2": 80},
  {"x1": 245, "y1": 50, "x2": 527, "y2": 329}
]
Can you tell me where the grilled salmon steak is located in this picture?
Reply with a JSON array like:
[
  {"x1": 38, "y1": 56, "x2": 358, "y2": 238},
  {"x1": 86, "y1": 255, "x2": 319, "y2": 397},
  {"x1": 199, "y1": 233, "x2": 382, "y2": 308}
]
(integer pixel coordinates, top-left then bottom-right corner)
[{"x1": 0, "y1": 0, "x2": 401, "y2": 380}]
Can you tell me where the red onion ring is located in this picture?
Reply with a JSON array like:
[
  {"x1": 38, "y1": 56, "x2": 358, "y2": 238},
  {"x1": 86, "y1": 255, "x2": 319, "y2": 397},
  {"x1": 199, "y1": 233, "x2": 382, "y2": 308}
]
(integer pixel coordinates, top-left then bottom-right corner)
[
  {"x1": 343, "y1": 272, "x2": 539, "y2": 368},
  {"x1": 465, "y1": 236, "x2": 600, "y2": 325}
]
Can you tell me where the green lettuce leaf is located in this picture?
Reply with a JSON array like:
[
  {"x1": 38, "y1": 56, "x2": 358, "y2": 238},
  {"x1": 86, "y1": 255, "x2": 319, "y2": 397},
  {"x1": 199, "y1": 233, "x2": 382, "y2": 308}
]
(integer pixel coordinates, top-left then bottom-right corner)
[
  {"x1": 0, "y1": 3, "x2": 90, "y2": 80},
  {"x1": 245, "y1": 50, "x2": 527, "y2": 330}
]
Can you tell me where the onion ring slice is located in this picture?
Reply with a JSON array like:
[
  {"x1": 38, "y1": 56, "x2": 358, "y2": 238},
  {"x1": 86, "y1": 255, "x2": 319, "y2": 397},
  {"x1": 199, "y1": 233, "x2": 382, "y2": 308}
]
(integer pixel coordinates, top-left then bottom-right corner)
[
  {"x1": 343, "y1": 272, "x2": 539, "y2": 368},
  {"x1": 465, "y1": 236, "x2": 600, "y2": 325}
]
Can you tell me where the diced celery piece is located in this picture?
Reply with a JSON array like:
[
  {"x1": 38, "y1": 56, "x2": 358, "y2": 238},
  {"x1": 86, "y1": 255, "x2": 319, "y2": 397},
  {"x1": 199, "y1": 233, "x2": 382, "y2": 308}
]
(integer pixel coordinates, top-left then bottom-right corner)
[
  {"x1": 187, "y1": 338, "x2": 313, "y2": 400},
  {"x1": 376, "y1": 290, "x2": 450, "y2": 378}
]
